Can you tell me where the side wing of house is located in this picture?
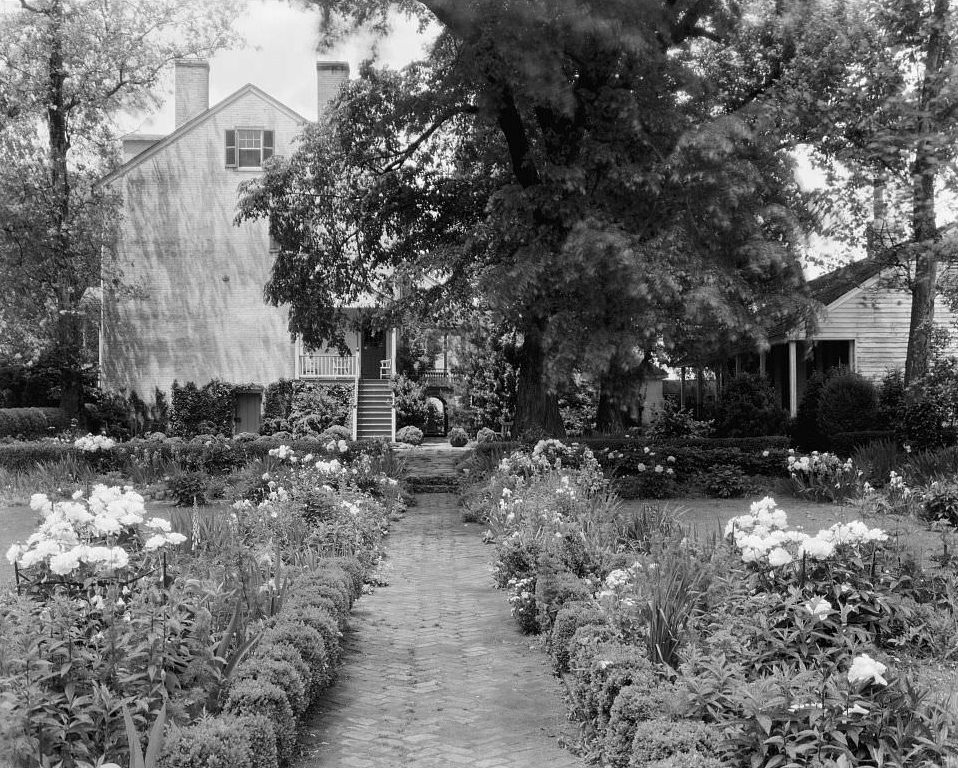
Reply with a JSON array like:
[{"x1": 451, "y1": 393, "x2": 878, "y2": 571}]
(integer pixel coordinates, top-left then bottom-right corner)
[
  {"x1": 101, "y1": 89, "x2": 303, "y2": 397},
  {"x1": 814, "y1": 273, "x2": 958, "y2": 380}
]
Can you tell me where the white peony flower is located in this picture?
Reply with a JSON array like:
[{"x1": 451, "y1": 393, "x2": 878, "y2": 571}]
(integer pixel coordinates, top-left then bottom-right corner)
[
  {"x1": 145, "y1": 517, "x2": 172, "y2": 532},
  {"x1": 48, "y1": 549, "x2": 81, "y2": 576},
  {"x1": 104, "y1": 547, "x2": 129, "y2": 570},
  {"x1": 767, "y1": 547, "x2": 793, "y2": 567},
  {"x1": 5, "y1": 543, "x2": 24, "y2": 565},
  {"x1": 798, "y1": 536, "x2": 836, "y2": 560},
  {"x1": 848, "y1": 654, "x2": 888, "y2": 686},
  {"x1": 144, "y1": 534, "x2": 167, "y2": 551},
  {"x1": 165, "y1": 532, "x2": 187, "y2": 546}
]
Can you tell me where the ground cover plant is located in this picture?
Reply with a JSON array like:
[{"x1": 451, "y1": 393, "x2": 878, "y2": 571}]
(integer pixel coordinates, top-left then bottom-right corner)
[
  {"x1": 467, "y1": 440, "x2": 958, "y2": 767},
  {"x1": 0, "y1": 439, "x2": 404, "y2": 768}
]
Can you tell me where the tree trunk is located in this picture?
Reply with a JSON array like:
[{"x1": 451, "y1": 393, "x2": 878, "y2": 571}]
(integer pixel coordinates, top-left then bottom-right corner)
[
  {"x1": 512, "y1": 320, "x2": 565, "y2": 437},
  {"x1": 595, "y1": 351, "x2": 634, "y2": 435},
  {"x1": 904, "y1": 0, "x2": 948, "y2": 385},
  {"x1": 45, "y1": 0, "x2": 83, "y2": 416},
  {"x1": 595, "y1": 386, "x2": 625, "y2": 435}
]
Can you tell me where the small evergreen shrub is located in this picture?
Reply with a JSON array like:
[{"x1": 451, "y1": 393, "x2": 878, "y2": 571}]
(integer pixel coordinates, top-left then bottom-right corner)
[
  {"x1": 817, "y1": 372, "x2": 879, "y2": 437},
  {"x1": 395, "y1": 425, "x2": 424, "y2": 445},
  {"x1": 259, "y1": 621, "x2": 329, "y2": 692},
  {"x1": 392, "y1": 374, "x2": 430, "y2": 429},
  {"x1": 476, "y1": 426, "x2": 498, "y2": 443},
  {"x1": 289, "y1": 382, "x2": 352, "y2": 436},
  {"x1": 159, "y1": 715, "x2": 253, "y2": 768},
  {"x1": 568, "y1": 639, "x2": 654, "y2": 737},
  {"x1": 629, "y1": 718, "x2": 722, "y2": 767},
  {"x1": 167, "y1": 471, "x2": 215, "y2": 507},
  {"x1": 237, "y1": 714, "x2": 279, "y2": 768},
  {"x1": 791, "y1": 370, "x2": 828, "y2": 450},
  {"x1": 702, "y1": 464, "x2": 752, "y2": 498},
  {"x1": 319, "y1": 425, "x2": 352, "y2": 442},
  {"x1": 448, "y1": 426, "x2": 468, "y2": 447},
  {"x1": 897, "y1": 395, "x2": 946, "y2": 450},
  {"x1": 534, "y1": 560, "x2": 593, "y2": 632},
  {"x1": 224, "y1": 679, "x2": 295, "y2": 764},
  {"x1": 232, "y1": 656, "x2": 308, "y2": 715},
  {"x1": 712, "y1": 375, "x2": 787, "y2": 437},
  {"x1": 550, "y1": 602, "x2": 605, "y2": 673},
  {"x1": 603, "y1": 681, "x2": 685, "y2": 768}
]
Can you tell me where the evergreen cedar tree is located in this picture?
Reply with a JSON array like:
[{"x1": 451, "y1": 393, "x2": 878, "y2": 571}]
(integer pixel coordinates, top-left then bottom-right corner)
[
  {"x1": 238, "y1": 0, "x2": 832, "y2": 435},
  {"x1": 0, "y1": 0, "x2": 239, "y2": 416}
]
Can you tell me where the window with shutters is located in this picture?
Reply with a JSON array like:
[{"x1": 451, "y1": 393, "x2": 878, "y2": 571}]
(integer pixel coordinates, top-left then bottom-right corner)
[{"x1": 225, "y1": 128, "x2": 274, "y2": 169}]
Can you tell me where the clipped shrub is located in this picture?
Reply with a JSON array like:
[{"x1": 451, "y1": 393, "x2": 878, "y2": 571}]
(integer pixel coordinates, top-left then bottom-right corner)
[
  {"x1": 603, "y1": 681, "x2": 685, "y2": 768},
  {"x1": 232, "y1": 656, "x2": 307, "y2": 716},
  {"x1": 832, "y1": 430, "x2": 896, "y2": 458},
  {"x1": 280, "y1": 602, "x2": 343, "y2": 669},
  {"x1": 224, "y1": 679, "x2": 295, "y2": 764},
  {"x1": 534, "y1": 559, "x2": 593, "y2": 632},
  {"x1": 395, "y1": 425, "x2": 424, "y2": 445},
  {"x1": 712, "y1": 375, "x2": 787, "y2": 438},
  {"x1": 629, "y1": 718, "x2": 722, "y2": 768},
  {"x1": 647, "y1": 401, "x2": 712, "y2": 441},
  {"x1": 159, "y1": 715, "x2": 253, "y2": 768},
  {"x1": 167, "y1": 471, "x2": 214, "y2": 507},
  {"x1": 550, "y1": 602, "x2": 605, "y2": 673},
  {"x1": 259, "y1": 621, "x2": 329, "y2": 694},
  {"x1": 476, "y1": 426, "x2": 498, "y2": 443},
  {"x1": 0, "y1": 407, "x2": 69, "y2": 439},
  {"x1": 448, "y1": 426, "x2": 468, "y2": 447},
  {"x1": 237, "y1": 714, "x2": 278, "y2": 768},
  {"x1": 816, "y1": 372, "x2": 879, "y2": 437},
  {"x1": 615, "y1": 472, "x2": 678, "y2": 500},
  {"x1": 702, "y1": 465, "x2": 752, "y2": 499},
  {"x1": 319, "y1": 425, "x2": 352, "y2": 442},
  {"x1": 568, "y1": 639, "x2": 655, "y2": 737},
  {"x1": 0, "y1": 440, "x2": 74, "y2": 470}
]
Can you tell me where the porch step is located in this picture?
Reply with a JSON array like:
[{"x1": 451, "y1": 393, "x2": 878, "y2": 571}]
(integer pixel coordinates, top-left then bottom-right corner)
[{"x1": 355, "y1": 378, "x2": 393, "y2": 439}]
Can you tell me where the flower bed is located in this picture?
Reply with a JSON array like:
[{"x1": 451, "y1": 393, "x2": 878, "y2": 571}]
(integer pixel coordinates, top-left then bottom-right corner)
[
  {"x1": 469, "y1": 441, "x2": 958, "y2": 767},
  {"x1": 0, "y1": 441, "x2": 403, "y2": 767}
]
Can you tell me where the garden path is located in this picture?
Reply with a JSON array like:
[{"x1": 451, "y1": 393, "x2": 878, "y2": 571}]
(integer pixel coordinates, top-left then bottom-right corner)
[{"x1": 295, "y1": 492, "x2": 583, "y2": 768}]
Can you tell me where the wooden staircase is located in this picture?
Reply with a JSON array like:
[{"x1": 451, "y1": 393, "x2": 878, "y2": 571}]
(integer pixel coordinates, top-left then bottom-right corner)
[{"x1": 356, "y1": 379, "x2": 394, "y2": 440}]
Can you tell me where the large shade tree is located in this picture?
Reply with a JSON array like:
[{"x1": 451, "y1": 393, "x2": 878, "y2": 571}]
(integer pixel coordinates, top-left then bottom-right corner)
[
  {"x1": 239, "y1": 0, "x2": 815, "y2": 434},
  {"x1": 0, "y1": 0, "x2": 241, "y2": 415}
]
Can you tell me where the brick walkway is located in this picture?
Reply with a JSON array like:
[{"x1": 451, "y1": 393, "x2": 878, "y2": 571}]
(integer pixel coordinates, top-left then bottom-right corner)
[{"x1": 296, "y1": 493, "x2": 583, "y2": 768}]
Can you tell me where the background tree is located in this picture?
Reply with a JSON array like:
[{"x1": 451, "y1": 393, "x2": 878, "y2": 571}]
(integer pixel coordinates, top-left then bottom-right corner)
[
  {"x1": 770, "y1": 0, "x2": 958, "y2": 383},
  {"x1": 241, "y1": 0, "x2": 816, "y2": 435},
  {"x1": 0, "y1": 0, "x2": 241, "y2": 415}
]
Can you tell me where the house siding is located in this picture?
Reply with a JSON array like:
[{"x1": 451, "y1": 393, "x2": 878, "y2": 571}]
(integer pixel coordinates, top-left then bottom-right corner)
[
  {"x1": 102, "y1": 90, "x2": 304, "y2": 398},
  {"x1": 800, "y1": 278, "x2": 958, "y2": 380}
]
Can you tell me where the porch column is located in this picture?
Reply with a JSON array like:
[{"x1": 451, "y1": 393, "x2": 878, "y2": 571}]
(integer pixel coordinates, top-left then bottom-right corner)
[
  {"x1": 679, "y1": 367, "x2": 686, "y2": 409},
  {"x1": 294, "y1": 338, "x2": 301, "y2": 379},
  {"x1": 759, "y1": 351, "x2": 766, "y2": 377},
  {"x1": 788, "y1": 341, "x2": 798, "y2": 418},
  {"x1": 734, "y1": 355, "x2": 741, "y2": 376}
]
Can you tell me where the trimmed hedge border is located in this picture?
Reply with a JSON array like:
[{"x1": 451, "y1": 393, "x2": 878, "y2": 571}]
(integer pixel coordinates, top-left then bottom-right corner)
[
  {"x1": 158, "y1": 556, "x2": 366, "y2": 768},
  {"x1": 0, "y1": 407, "x2": 70, "y2": 439},
  {"x1": 0, "y1": 435, "x2": 383, "y2": 473}
]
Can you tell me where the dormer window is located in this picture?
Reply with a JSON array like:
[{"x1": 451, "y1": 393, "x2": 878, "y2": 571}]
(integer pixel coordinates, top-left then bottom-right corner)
[{"x1": 225, "y1": 128, "x2": 274, "y2": 169}]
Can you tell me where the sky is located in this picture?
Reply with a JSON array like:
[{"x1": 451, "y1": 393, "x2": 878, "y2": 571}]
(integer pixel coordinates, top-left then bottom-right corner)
[{"x1": 120, "y1": 0, "x2": 434, "y2": 135}]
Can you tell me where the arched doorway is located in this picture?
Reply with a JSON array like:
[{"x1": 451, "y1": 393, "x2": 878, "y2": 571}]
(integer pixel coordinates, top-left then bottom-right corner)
[{"x1": 424, "y1": 395, "x2": 447, "y2": 436}]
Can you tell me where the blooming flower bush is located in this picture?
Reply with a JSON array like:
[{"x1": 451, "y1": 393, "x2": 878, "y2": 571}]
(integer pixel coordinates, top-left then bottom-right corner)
[
  {"x1": 787, "y1": 449, "x2": 861, "y2": 501},
  {"x1": 468, "y1": 441, "x2": 958, "y2": 767},
  {"x1": 6, "y1": 486, "x2": 184, "y2": 583},
  {"x1": 74, "y1": 433, "x2": 116, "y2": 452}
]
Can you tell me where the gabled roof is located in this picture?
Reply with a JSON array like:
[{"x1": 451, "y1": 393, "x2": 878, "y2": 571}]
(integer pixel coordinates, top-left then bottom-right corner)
[
  {"x1": 101, "y1": 83, "x2": 309, "y2": 185},
  {"x1": 805, "y1": 257, "x2": 886, "y2": 307}
]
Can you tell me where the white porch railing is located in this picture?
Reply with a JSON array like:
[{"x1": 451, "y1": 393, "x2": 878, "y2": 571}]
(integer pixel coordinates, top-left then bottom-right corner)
[{"x1": 299, "y1": 354, "x2": 356, "y2": 378}]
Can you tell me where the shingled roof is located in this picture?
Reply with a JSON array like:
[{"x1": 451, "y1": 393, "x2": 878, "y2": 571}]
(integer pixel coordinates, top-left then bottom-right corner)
[{"x1": 805, "y1": 257, "x2": 886, "y2": 306}]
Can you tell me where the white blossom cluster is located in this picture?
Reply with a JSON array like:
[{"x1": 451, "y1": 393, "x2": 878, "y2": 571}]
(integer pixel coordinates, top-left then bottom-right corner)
[
  {"x1": 725, "y1": 497, "x2": 887, "y2": 567},
  {"x1": 325, "y1": 439, "x2": 349, "y2": 454},
  {"x1": 5, "y1": 485, "x2": 184, "y2": 576},
  {"x1": 73, "y1": 433, "x2": 116, "y2": 452},
  {"x1": 786, "y1": 450, "x2": 854, "y2": 477}
]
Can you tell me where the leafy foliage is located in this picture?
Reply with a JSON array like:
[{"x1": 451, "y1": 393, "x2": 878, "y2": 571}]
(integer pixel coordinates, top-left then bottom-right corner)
[{"x1": 712, "y1": 375, "x2": 788, "y2": 438}]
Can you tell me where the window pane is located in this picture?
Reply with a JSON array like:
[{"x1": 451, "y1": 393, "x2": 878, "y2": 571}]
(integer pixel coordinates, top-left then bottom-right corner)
[
  {"x1": 238, "y1": 148, "x2": 261, "y2": 167},
  {"x1": 237, "y1": 129, "x2": 261, "y2": 149}
]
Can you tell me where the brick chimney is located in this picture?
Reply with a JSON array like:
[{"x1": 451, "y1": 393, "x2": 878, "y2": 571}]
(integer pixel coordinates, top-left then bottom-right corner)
[
  {"x1": 316, "y1": 61, "x2": 349, "y2": 119},
  {"x1": 174, "y1": 59, "x2": 210, "y2": 127}
]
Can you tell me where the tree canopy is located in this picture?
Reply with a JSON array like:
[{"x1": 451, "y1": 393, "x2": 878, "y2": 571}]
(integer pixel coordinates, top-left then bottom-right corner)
[
  {"x1": 0, "y1": 0, "x2": 241, "y2": 413},
  {"x1": 239, "y1": 0, "x2": 823, "y2": 434}
]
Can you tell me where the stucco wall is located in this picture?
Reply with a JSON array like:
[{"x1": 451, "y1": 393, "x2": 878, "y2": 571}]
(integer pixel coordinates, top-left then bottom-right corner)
[
  {"x1": 813, "y1": 277, "x2": 958, "y2": 380},
  {"x1": 102, "y1": 90, "x2": 303, "y2": 398}
]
